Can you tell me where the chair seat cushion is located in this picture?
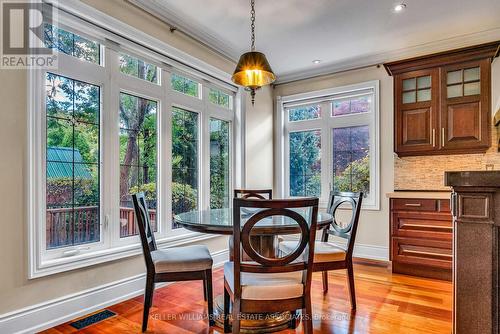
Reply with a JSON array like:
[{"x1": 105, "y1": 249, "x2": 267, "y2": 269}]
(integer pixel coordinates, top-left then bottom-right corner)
[
  {"x1": 279, "y1": 240, "x2": 347, "y2": 263},
  {"x1": 151, "y1": 245, "x2": 213, "y2": 273},
  {"x1": 224, "y1": 262, "x2": 304, "y2": 300}
]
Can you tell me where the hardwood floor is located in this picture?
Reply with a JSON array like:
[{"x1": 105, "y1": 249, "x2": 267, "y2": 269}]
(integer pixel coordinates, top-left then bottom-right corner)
[{"x1": 40, "y1": 260, "x2": 452, "y2": 334}]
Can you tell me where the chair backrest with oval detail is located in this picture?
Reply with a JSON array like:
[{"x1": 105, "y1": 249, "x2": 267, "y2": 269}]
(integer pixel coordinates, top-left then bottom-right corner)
[
  {"x1": 325, "y1": 191, "x2": 363, "y2": 258},
  {"x1": 232, "y1": 197, "x2": 319, "y2": 298},
  {"x1": 234, "y1": 188, "x2": 273, "y2": 200}
]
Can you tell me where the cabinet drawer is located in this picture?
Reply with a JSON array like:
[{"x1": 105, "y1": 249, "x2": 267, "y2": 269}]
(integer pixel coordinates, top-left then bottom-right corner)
[
  {"x1": 392, "y1": 198, "x2": 438, "y2": 211},
  {"x1": 438, "y1": 198, "x2": 451, "y2": 213},
  {"x1": 391, "y1": 237, "x2": 452, "y2": 270},
  {"x1": 391, "y1": 212, "x2": 452, "y2": 240}
]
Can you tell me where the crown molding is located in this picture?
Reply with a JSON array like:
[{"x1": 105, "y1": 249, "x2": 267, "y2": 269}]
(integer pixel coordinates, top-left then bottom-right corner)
[
  {"x1": 125, "y1": 1, "x2": 500, "y2": 85},
  {"x1": 275, "y1": 27, "x2": 500, "y2": 85},
  {"x1": 128, "y1": 0, "x2": 241, "y2": 62}
]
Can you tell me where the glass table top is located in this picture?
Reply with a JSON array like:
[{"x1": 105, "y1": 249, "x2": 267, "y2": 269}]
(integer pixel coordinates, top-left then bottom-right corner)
[{"x1": 174, "y1": 208, "x2": 333, "y2": 235}]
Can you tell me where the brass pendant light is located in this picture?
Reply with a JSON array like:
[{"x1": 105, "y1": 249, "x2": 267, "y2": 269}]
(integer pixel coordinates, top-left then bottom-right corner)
[{"x1": 232, "y1": 0, "x2": 276, "y2": 105}]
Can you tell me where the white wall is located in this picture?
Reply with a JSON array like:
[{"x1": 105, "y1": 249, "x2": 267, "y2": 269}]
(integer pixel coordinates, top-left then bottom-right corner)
[{"x1": 245, "y1": 86, "x2": 274, "y2": 189}]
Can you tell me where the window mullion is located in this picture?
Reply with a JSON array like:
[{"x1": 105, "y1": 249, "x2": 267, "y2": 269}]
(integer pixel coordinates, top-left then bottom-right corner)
[
  {"x1": 160, "y1": 69, "x2": 173, "y2": 237},
  {"x1": 201, "y1": 87, "x2": 210, "y2": 210},
  {"x1": 105, "y1": 48, "x2": 121, "y2": 247},
  {"x1": 321, "y1": 101, "x2": 332, "y2": 205}
]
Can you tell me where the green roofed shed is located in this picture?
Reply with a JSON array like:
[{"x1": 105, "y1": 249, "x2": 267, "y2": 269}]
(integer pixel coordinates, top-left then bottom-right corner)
[{"x1": 47, "y1": 147, "x2": 92, "y2": 179}]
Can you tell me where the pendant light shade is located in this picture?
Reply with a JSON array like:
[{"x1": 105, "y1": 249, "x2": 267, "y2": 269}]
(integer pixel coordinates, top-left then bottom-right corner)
[
  {"x1": 232, "y1": 51, "x2": 276, "y2": 89},
  {"x1": 232, "y1": 0, "x2": 276, "y2": 105}
]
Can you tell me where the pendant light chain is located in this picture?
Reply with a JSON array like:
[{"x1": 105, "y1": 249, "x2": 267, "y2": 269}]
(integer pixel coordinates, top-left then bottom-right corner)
[
  {"x1": 250, "y1": 0, "x2": 256, "y2": 51},
  {"x1": 232, "y1": 0, "x2": 275, "y2": 105}
]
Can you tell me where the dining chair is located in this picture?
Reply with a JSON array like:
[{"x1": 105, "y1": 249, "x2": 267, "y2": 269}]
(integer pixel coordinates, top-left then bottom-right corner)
[
  {"x1": 224, "y1": 197, "x2": 319, "y2": 334},
  {"x1": 234, "y1": 188, "x2": 272, "y2": 199},
  {"x1": 231, "y1": 189, "x2": 274, "y2": 261},
  {"x1": 279, "y1": 191, "x2": 363, "y2": 309},
  {"x1": 132, "y1": 193, "x2": 215, "y2": 332}
]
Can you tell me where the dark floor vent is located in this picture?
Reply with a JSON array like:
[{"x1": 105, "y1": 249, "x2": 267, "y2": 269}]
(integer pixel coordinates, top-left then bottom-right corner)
[{"x1": 69, "y1": 309, "x2": 116, "y2": 329}]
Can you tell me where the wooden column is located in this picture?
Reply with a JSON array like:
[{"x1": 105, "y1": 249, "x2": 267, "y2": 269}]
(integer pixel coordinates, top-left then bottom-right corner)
[{"x1": 445, "y1": 171, "x2": 500, "y2": 334}]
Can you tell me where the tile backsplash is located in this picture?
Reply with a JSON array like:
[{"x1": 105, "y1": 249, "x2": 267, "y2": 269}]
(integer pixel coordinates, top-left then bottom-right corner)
[{"x1": 394, "y1": 124, "x2": 499, "y2": 190}]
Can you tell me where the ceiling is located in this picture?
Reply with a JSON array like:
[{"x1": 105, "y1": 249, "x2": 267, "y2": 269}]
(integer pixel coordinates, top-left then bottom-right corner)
[{"x1": 131, "y1": 0, "x2": 500, "y2": 82}]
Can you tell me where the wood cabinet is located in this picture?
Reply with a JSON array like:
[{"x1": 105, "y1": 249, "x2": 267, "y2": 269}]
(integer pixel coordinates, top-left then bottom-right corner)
[
  {"x1": 385, "y1": 42, "x2": 499, "y2": 156},
  {"x1": 445, "y1": 171, "x2": 500, "y2": 334},
  {"x1": 389, "y1": 197, "x2": 452, "y2": 281}
]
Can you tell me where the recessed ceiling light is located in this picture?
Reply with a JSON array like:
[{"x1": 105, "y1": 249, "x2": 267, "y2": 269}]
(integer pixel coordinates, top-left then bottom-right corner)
[
  {"x1": 312, "y1": 59, "x2": 321, "y2": 64},
  {"x1": 394, "y1": 3, "x2": 407, "y2": 12}
]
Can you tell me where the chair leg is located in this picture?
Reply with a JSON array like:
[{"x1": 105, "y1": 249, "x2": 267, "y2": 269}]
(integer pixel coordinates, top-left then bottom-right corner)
[
  {"x1": 232, "y1": 298, "x2": 241, "y2": 334},
  {"x1": 302, "y1": 295, "x2": 313, "y2": 334},
  {"x1": 205, "y1": 269, "x2": 215, "y2": 326},
  {"x1": 322, "y1": 271, "x2": 329, "y2": 293},
  {"x1": 203, "y1": 275, "x2": 208, "y2": 301},
  {"x1": 142, "y1": 275, "x2": 155, "y2": 332},
  {"x1": 347, "y1": 262, "x2": 357, "y2": 310},
  {"x1": 224, "y1": 286, "x2": 231, "y2": 333},
  {"x1": 289, "y1": 309, "x2": 298, "y2": 329}
]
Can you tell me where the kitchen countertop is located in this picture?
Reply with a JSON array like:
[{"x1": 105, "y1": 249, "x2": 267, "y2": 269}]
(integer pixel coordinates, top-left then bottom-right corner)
[{"x1": 386, "y1": 191, "x2": 451, "y2": 199}]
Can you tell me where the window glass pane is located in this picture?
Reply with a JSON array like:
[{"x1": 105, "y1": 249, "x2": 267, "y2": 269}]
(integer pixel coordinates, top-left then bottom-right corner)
[
  {"x1": 288, "y1": 105, "x2": 321, "y2": 122},
  {"x1": 332, "y1": 126, "x2": 370, "y2": 195},
  {"x1": 119, "y1": 93, "x2": 157, "y2": 238},
  {"x1": 45, "y1": 73, "x2": 100, "y2": 249},
  {"x1": 289, "y1": 130, "x2": 321, "y2": 197},
  {"x1": 464, "y1": 82, "x2": 480, "y2": 96},
  {"x1": 119, "y1": 53, "x2": 159, "y2": 84},
  {"x1": 402, "y1": 78, "x2": 416, "y2": 91},
  {"x1": 208, "y1": 89, "x2": 231, "y2": 109},
  {"x1": 172, "y1": 107, "x2": 199, "y2": 228},
  {"x1": 417, "y1": 76, "x2": 431, "y2": 89},
  {"x1": 333, "y1": 95, "x2": 371, "y2": 116},
  {"x1": 447, "y1": 70, "x2": 462, "y2": 85},
  {"x1": 171, "y1": 73, "x2": 200, "y2": 98},
  {"x1": 417, "y1": 89, "x2": 431, "y2": 102},
  {"x1": 44, "y1": 24, "x2": 100, "y2": 64},
  {"x1": 464, "y1": 67, "x2": 480, "y2": 82},
  {"x1": 402, "y1": 91, "x2": 416, "y2": 104},
  {"x1": 210, "y1": 119, "x2": 230, "y2": 209},
  {"x1": 447, "y1": 84, "x2": 462, "y2": 98}
]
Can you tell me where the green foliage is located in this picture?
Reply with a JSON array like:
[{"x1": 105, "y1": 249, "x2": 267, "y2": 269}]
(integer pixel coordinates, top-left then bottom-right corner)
[
  {"x1": 208, "y1": 89, "x2": 230, "y2": 108},
  {"x1": 44, "y1": 24, "x2": 99, "y2": 63},
  {"x1": 209, "y1": 119, "x2": 230, "y2": 209},
  {"x1": 334, "y1": 155, "x2": 370, "y2": 194},
  {"x1": 289, "y1": 130, "x2": 321, "y2": 196},
  {"x1": 119, "y1": 53, "x2": 157, "y2": 83},
  {"x1": 171, "y1": 73, "x2": 199, "y2": 97},
  {"x1": 47, "y1": 177, "x2": 98, "y2": 207},
  {"x1": 288, "y1": 105, "x2": 320, "y2": 122},
  {"x1": 129, "y1": 182, "x2": 156, "y2": 202},
  {"x1": 171, "y1": 108, "x2": 198, "y2": 193},
  {"x1": 172, "y1": 182, "x2": 197, "y2": 214},
  {"x1": 129, "y1": 182, "x2": 197, "y2": 215}
]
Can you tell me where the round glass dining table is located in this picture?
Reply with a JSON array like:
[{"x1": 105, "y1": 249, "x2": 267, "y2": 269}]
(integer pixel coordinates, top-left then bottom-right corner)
[
  {"x1": 174, "y1": 208, "x2": 333, "y2": 235},
  {"x1": 174, "y1": 208, "x2": 333, "y2": 333}
]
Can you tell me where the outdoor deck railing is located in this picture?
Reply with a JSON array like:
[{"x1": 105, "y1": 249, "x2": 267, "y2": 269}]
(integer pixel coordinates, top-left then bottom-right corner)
[{"x1": 46, "y1": 206, "x2": 156, "y2": 249}]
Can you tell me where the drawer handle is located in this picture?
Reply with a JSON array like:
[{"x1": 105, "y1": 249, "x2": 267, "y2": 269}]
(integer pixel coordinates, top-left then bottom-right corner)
[
  {"x1": 404, "y1": 249, "x2": 453, "y2": 259},
  {"x1": 403, "y1": 223, "x2": 452, "y2": 231},
  {"x1": 404, "y1": 203, "x2": 422, "y2": 207}
]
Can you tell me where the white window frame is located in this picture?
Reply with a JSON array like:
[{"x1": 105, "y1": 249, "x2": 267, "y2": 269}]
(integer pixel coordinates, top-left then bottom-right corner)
[
  {"x1": 27, "y1": 7, "x2": 243, "y2": 278},
  {"x1": 275, "y1": 80, "x2": 380, "y2": 210}
]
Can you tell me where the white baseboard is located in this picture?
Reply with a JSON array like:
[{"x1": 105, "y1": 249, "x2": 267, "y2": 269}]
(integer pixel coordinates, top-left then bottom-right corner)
[
  {"x1": 351, "y1": 243, "x2": 389, "y2": 262},
  {"x1": 0, "y1": 249, "x2": 229, "y2": 334}
]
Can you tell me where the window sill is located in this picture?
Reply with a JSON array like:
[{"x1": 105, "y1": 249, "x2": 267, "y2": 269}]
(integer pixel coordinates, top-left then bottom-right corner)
[{"x1": 30, "y1": 231, "x2": 223, "y2": 279}]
